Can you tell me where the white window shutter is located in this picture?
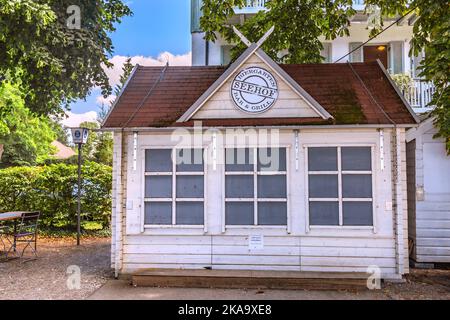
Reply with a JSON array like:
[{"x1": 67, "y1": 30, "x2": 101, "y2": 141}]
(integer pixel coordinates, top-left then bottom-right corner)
[
  {"x1": 349, "y1": 42, "x2": 363, "y2": 62},
  {"x1": 389, "y1": 41, "x2": 404, "y2": 74}
]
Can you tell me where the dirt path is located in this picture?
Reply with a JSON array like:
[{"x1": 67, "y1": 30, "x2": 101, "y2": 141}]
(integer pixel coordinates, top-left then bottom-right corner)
[{"x1": 0, "y1": 237, "x2": 111, "y2": 300}]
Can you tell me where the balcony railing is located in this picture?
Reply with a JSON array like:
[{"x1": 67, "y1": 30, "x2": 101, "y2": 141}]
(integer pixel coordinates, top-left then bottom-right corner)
[
  {"x1": 234, "y1": 0, "x2": 267, "y2": 14},
  {"x1": 233, "y1": 0, "x2": 366, "y2": 14},
  {"x1": 403, "y1": 79, "x2": 436, "y2": 113}
]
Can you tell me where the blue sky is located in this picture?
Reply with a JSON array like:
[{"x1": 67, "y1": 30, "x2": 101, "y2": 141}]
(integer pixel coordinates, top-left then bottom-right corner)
[{"x1": 69, "y1": 0, "x2": 191, "y2": 116}]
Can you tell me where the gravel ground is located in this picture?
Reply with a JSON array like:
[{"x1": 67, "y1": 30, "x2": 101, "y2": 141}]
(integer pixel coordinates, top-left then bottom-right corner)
[
  {"x1": 0, "y1": 237, "x2": 111, "y2": 300},
  {"x1": 1, "y1": 238, "x2": 449, "y2": 300},
  {"x1": 382, "y1": 268, "x2": 450, "y2": 300}
]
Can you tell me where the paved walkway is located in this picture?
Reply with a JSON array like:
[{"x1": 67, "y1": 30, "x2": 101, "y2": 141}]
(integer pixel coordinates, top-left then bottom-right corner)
[{"x1": 89, "y1": 279, "x2": 388, "y2": 300}]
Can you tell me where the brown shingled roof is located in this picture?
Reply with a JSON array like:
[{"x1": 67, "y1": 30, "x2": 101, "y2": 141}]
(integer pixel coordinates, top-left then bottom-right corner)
[{"x1": 102, "y1": 62, "x2": 417, "y2": 128}]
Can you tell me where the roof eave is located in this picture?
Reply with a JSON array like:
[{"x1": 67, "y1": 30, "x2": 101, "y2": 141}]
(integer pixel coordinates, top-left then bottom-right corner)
[
  {"x1": 176, "y1": 43, "x2": 260, "y2": 123},
  {"x1": 101, "y1": 64, "x2": 140, "y2": 129},
  {"x1": 100, "y1": 123, "x2": 418, "y2": 132},
  {"x1": 375, "y1": 59, "x2": 421, "y2": 124}
]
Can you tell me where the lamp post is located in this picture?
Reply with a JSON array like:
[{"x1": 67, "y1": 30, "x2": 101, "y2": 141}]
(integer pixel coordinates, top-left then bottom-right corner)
[{"x1": 71, "y1": 128, "x2": 89, "y2": 246}]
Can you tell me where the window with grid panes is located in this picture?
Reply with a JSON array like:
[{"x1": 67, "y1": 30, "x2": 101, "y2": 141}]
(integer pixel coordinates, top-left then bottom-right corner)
[
  {"x1": 225, "y1": 148, "x2": 288, "y2": 226},
  {"x1": 144, "y1": 149, "x2": 205, "y2": 225},
  {"x1": 308, "y1": 146, "x2": 373, "y2": 226}
]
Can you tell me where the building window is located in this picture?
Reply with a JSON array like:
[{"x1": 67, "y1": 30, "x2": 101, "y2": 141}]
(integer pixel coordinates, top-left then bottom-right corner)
[
  {"x1": 144, "y1": 149, "x2": 205, "y2": 226},
  {"x1": 388, "y1": 41, "x2": 404, "y2": 74},
  {"x1": 321, "y1": 43, "x2": 332, "y2": 63},
  {"x1": 349, "y1": 42, "x2": 363, "y2": 62},
  {"x1": 308, "y1": 146, "x2": 373, "y2": 227},
  {"x1": 225, "y1": 148, "x2": 288, "y2": 226}
]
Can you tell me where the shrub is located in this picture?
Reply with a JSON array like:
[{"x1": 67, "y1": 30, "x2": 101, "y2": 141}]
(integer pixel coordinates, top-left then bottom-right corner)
[{"x1": 0, "y1": 162, "x2": 112, "y2": 231}]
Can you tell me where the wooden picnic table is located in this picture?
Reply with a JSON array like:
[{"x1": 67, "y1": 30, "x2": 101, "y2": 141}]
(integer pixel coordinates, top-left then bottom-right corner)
[
  {"x1": 0, "y1": 212, "x2": 28, "y2": 259},
  {"x1": 0, "y1": 212, "x2": 26, "y2": 222}
]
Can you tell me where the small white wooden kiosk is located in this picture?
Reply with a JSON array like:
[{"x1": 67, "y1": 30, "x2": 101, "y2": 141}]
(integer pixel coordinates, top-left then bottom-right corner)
[{"x1": 102, "y1": 30, "x2": 418, "y2": 280}]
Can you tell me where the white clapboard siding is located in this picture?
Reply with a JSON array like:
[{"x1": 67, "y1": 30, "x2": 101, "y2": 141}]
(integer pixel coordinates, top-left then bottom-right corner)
[
  {"x1": 211, "y1": 246, "x2": 299, "y2": 256},
  {"x1": 416, "y1": 247, "x2": 450, "y2": 256},
  {"x1": 115, "y1": 129, "x2": 404, "y2": 278},
  {"x1": 416, "y1": 229, "x2": 450, "y2": 238},
  {"x1": 121, "y1": 234, "x2": 397, "y2": 275},
  {"x1": 416, "y1": 220, "x2": 450, "y2": 229},
  {"x1": 124, "y1": 244, "x2": 212, "y2": 255},
  {"x1": 414, "y1": 256, "x2": 450, "y2": 263},
  {"x1": 301, "y1": 266, "x2": 397, "y2": 275},
  {"x1": 416, "y1": 238, "x2": 450, "y2": 247},
  {"x1": 409, "y1": 122, "x2": 450, "y2": 263},
  {"x1": 211, "y1": 265, "x2": 301, "y2": 271},
  {"x1": 300, "y1": 247, "x2": 395, "y2": 258},
  {"x1": 212, "y1": 255, "x2": 300, "y2": 266},
  {"x1": 122, "y1": 264, "x2": 208, "y2": 273},
  {"x1": 300, "y1": 237, "x2": 394, "y2": 248},
  {"x1": 124, "y1": 235, "x2": 212, "y2": 245},
  {"x1": 124, "y1": 254, "x2": 212, "y2": 265},
  {"x1": 212, "y1": 235, "x2": 300, "y2": 246},
  {"x1": 301, "y1": 257, "x2": 395, "y2": 268}
]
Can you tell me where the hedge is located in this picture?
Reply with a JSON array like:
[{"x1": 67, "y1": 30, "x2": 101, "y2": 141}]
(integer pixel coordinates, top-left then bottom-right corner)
[{"x1": 0, "y1": 162, "x2": 112, "y2": 231}]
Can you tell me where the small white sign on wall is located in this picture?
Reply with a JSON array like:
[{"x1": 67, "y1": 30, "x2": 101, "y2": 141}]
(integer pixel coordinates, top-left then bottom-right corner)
[{"x1": 249, "y1": 235, "x2": 264, "y2": 250}]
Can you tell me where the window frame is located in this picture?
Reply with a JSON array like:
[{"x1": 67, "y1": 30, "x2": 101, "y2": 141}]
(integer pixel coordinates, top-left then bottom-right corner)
[
  {"x1": 223, "y1": 146, "x2": 290, "y2": 230},
  {"x1": 321, "y1": 42, "x2": 333, "y2": 63},
  {"x1": 305, "y1": 144, "x2": 376, "y2": 231},
  {"x1": 142, "y1": 147, "x2": 207, "y2": 230}
]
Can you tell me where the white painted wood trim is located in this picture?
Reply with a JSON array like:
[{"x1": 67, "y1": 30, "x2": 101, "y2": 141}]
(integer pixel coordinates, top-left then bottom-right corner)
[
  {"x1": 177, "y1": 43, "x2": 260, "y2": 122},
  {"x1": 223, "y1": 146, "x2": 289, "y2": 229},
  {"x1": 304, "y1": 144, "x2": 377, "y2": 230}
]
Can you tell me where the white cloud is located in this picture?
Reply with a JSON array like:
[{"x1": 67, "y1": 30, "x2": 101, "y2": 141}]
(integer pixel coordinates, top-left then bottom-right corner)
[
  {"x1": 61, "y1": 111, "x2": 98, "y2": 128},
  {"x1": 105, "y1": 52, "x2": 192, "y2": 88},
  {"x1": 96, "y1": 51, "x2": 192, "y2": 108},
  {"x1": 96, "y1": 95, "x2": 117, "y2": 106}
]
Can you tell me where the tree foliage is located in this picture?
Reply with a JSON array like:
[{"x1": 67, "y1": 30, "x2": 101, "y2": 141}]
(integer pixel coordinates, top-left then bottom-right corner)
[
  {"x1": 365, "y1": 0, "x2": 449, "y2": 151},
  {"x1": 201, "y1": 0, "x2": 356, "y2": 63},
  {"x1": 0, "y1": 0, "x2": 132, "y2": 116},
  {"x1": 0, "y1": 82, "x2": 56, "y2": 166},
  {"x1": 200, "y1": 0, "x2": 449, "y2": 151},
  {"x1": 0, "y1": 162, "x2": 112, "y2": 231},
  {"x1": 113, "y1": 57, "x2": 135, "y2": 97},
  {"x1": 79, "y1": 121, "x2": 113, "y2": 166}
]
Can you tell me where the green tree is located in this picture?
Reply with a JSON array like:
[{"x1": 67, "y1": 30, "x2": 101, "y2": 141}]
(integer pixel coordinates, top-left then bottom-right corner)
[
  {"x1": 200, "y1": 0, "x2": 449, "y2": 151},
  {"x1": 94, "y1": 57, "x2": 135, "y2": 166},
  {"x1": 113, "y1": 57, "x2": 135, "y2": 97},
  {"x1": 48, "y1": 118, "x2": 70, "y2": 145},
  {"x1": 94, "y1": 132, "x2": 113, "y2": 166},
  {"x1": 0, "y1": 0, "x2": 132, "y2": 116},
  {"x1": 0, "y1": 82, "x2": 56, "y2": 166},
  {"x1": 78, "y1": 121, "x2": 112, "y2": 166},
  {"x1": 364, "y1": 0, "x2": 449, "y2": 152},
  {"x1": 79, "y1": 121, "x2": 99, "y2": 161},
  {"x1": 200, "y1": 0, "x2": 356, "y2": 64}
]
